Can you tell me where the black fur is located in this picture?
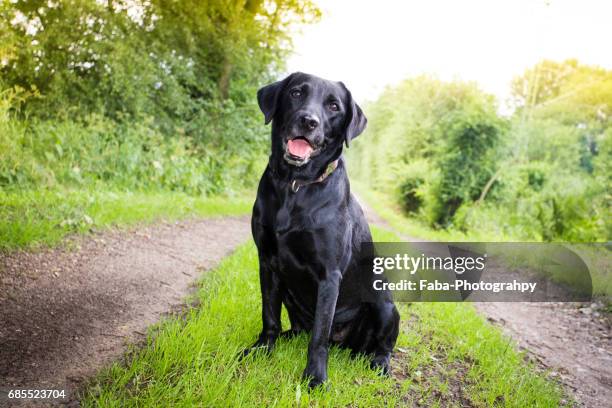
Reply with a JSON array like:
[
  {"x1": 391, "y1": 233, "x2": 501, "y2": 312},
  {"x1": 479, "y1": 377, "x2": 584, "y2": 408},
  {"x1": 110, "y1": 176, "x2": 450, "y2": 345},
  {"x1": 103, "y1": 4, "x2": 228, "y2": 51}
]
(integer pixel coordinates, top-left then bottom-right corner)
[{"x1": 246, "y1": 72, "x2": 400, "y2": 388}]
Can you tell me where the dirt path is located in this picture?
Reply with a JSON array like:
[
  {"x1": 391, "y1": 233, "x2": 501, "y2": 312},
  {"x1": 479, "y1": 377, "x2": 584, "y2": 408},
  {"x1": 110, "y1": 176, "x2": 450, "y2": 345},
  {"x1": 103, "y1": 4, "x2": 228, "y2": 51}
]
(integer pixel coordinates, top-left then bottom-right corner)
[
  {"x1": 477, "y1": 302, "x2": 611, "y2": 406},
  {"x1": 0, "y1": 216, "x2": 251, "y2": 406},
  {"x1": 356, "y1": 194, "x2": 612, "y2": 408}
]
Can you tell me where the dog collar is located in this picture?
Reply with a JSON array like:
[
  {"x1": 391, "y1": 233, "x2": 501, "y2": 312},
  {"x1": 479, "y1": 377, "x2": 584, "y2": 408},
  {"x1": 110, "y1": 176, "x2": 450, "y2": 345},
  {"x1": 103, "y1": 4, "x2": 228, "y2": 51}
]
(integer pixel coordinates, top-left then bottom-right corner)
[{"x1": 290, "y1": 160, "x2": 339, "y2": 193}]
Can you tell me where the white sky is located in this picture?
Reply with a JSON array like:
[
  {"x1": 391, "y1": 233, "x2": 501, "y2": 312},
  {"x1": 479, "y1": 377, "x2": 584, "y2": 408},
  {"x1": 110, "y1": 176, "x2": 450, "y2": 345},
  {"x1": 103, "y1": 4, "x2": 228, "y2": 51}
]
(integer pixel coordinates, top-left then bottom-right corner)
[{"x1": 286, "y1": 0, "x2": 612, "y2": 108}]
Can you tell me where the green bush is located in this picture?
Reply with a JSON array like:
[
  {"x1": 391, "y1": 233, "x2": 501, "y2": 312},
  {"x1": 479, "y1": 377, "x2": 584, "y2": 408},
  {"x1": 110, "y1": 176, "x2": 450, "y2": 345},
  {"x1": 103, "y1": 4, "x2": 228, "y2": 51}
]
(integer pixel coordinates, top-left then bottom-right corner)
[
  {"x1": 396, "y1": 160, "x2": 430, "y2": 213},
  {"x1": 429, "y1": 97, "x2": 505, "y2": 226}
]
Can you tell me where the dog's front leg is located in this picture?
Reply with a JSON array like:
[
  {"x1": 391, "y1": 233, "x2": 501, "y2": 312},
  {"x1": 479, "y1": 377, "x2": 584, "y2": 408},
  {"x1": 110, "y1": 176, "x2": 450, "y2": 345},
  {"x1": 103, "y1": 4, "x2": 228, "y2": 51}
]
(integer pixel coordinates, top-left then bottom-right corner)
[{"x1": 303, "y1": 269, "x2": 341, "y2": 388}]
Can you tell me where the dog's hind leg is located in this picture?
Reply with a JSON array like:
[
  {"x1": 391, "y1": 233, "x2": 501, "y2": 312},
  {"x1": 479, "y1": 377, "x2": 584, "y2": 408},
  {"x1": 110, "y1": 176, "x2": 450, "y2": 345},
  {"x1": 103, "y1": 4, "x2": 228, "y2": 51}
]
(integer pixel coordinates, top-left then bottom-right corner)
[
  {"x1": 279, "y1": 297, "x2": 311, "y2": 339},
  {"x1": 369, "y1": 301, "x2": 400, "y2": 375}
]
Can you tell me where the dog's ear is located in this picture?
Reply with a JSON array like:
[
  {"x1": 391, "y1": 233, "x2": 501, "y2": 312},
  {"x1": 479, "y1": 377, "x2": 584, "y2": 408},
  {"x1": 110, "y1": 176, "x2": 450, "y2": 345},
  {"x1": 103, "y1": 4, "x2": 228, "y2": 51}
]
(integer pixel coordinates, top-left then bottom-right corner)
[
  {"x1": 340, "y1": 82, "x2": 367, "y2": 147},
  {"x1": 257, "y1": 74, "x2": 294, "y2": 125}
]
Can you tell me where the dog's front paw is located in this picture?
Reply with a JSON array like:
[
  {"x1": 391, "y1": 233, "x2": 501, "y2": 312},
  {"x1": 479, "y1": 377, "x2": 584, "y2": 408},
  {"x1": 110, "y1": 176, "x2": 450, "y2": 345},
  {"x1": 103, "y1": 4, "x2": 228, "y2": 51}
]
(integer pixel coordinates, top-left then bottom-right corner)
[
  {"x1": 302, "y1": 366, "x2": 328, "y2": 389},
  {"x1": 302, "y1": 371, "x2": 327, "y2": 389}
]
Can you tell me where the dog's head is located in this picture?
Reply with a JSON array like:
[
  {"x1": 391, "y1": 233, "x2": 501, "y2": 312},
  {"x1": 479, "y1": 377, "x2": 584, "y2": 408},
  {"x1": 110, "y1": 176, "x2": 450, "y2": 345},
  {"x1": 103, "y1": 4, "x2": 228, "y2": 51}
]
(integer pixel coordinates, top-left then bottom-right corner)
[{"x1": 257, "y1": 72, "x2": 367, "y2": 167}]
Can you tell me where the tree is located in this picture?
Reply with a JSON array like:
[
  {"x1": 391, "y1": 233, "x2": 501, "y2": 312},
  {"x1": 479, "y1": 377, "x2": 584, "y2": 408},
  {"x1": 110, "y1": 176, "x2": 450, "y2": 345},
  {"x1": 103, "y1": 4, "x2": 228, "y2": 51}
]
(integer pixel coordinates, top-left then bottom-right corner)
[{"x1": 0, "y1": 0, "x2": 320, "y2": 122}]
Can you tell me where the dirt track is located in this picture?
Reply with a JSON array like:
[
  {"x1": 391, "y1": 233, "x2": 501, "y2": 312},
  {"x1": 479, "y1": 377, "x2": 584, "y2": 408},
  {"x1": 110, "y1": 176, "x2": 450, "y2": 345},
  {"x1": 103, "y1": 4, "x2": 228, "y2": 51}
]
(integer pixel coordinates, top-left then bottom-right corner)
[{"x1": 0, "y1": 217, "x2": 250, "y2": 406}]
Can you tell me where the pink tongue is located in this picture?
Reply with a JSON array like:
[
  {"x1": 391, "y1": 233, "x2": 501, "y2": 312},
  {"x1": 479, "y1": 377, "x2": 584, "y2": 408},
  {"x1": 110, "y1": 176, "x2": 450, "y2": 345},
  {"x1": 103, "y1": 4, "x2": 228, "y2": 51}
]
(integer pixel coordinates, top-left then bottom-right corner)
[{"x1": 287, "y1": 138, "x2": 313, "y2": 158}]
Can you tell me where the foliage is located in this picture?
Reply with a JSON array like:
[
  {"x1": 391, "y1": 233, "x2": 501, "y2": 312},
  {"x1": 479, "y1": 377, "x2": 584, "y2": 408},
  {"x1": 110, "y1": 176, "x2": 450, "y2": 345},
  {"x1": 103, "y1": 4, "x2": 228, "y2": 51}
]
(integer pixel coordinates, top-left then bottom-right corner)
[
  {"x1": 427, "y1": 86, "x2": 505, "y2": 226},
  {"x1": 0, "y1": 0, "x2": 319, "y2": 118},
  {"x1": 349, "y1": 60, "x2": 611, "y2": 241},
  {"x1": 0, "y1": 0, "x2": 320, "y2": 198},
  {"x1": 0, "y1": 106, "x2": 263, "y2": 194},
  {"x1": 349, "y1": 77, "x2": 506, "y2": 228}
]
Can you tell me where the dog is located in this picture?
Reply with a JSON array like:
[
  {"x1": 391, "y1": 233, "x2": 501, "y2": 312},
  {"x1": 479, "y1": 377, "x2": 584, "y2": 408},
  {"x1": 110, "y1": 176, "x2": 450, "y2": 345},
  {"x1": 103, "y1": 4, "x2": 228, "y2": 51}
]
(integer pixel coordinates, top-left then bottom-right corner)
[{"x1": 245, "y1": 72, "x2": 400, "y2": 388}]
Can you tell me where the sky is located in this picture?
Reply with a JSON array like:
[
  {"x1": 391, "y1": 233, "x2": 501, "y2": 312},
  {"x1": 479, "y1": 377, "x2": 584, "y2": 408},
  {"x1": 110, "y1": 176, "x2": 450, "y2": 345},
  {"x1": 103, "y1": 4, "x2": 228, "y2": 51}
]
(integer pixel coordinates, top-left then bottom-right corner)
[{"x1": 286, "y1": 0, "x2": 612, "y2": 108}]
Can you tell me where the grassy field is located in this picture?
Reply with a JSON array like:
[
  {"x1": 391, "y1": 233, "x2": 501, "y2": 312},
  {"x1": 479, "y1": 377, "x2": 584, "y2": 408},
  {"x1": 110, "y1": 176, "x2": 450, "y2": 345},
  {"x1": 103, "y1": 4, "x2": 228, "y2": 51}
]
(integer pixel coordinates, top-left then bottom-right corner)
[
  {"x1": 0, "y1": 188, "x2": 254, "y2": 250},
  {"x1": 81, "y1": 226, "x2": 566, "y2": 407}
]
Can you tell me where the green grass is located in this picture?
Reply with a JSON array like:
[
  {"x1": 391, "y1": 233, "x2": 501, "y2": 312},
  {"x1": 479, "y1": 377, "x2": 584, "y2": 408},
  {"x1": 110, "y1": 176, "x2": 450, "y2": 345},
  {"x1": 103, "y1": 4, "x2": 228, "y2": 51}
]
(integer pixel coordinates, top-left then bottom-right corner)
[
  {"x1": 81, "y1": 227, "x2": 566, "y2": 407},
  {"x1": 0, "y1": 187, "x2": 253, "y2": 250}
]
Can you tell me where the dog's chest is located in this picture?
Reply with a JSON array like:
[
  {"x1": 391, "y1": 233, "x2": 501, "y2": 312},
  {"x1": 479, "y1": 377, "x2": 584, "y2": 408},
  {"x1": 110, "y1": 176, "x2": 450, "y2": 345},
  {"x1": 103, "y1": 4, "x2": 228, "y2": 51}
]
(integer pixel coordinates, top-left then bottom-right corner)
[
  {"x1": 274, "y1": 201, "x2": 315, "y2": 232},
  {"x1": 271, "y1": 204, "x2": 330, "y2": 278}
]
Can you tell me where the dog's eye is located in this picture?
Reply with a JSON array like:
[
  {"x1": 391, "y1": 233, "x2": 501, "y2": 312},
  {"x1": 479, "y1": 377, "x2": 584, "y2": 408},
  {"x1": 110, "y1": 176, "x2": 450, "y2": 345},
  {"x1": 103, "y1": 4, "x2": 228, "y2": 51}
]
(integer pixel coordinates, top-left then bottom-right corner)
[
  {"x1": 328, "y1": 102, "x2": 340, "y2": 112},
  {"x1": 290, "y1": 90, "x2": 302, "y2": 98}
]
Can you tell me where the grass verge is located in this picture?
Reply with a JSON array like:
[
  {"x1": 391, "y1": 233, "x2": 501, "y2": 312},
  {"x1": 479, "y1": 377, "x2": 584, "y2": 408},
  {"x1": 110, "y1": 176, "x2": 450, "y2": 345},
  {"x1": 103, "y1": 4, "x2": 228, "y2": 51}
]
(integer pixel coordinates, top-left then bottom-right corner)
[
  {"x1": 0, "y1": 187, "x2": 253, "y2": 250},
  {"x1": 81, "y1": 226, "x2": 566, "y2": 407}
]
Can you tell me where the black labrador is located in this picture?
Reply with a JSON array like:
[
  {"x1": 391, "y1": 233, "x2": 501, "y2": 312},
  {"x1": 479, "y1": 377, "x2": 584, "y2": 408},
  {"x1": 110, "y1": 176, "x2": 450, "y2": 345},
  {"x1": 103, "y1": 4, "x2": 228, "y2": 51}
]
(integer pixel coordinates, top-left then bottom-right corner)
[{"x1": 246, "y1": 72, "x2": 400, "y2": 388}]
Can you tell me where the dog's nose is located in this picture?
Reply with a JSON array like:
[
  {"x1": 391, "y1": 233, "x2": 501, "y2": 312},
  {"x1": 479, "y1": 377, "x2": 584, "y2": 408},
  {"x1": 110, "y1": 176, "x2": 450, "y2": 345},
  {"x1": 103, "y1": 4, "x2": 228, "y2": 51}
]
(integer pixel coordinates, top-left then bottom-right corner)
[{"x1": 300, "y1": 114, "x2": 319, "y2": 131}]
